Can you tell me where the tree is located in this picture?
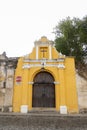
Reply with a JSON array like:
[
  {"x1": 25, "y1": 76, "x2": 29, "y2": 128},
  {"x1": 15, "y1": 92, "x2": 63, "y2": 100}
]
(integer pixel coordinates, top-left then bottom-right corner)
[
  {"x1": 54, "y1": 17, "x2": 87, "y2": 66},
  {"x1": 79, "y1": 16, "x2": 87, "y2": 42}
]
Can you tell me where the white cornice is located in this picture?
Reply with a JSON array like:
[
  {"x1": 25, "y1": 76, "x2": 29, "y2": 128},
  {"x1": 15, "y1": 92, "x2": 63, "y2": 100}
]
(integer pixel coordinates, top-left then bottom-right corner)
[
  {"x1": 23, "y1": 58, "x2": 65, "y2": 63},
  {"x1": 22, "y1": 63, "x2": 65, "y2": 69}
]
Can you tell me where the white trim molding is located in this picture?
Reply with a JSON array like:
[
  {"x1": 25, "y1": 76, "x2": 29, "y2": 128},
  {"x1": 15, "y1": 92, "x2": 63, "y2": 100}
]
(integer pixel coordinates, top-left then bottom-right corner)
[
  {"x1": 28, "y1": 82, "x2": 34, "y2": 85},
  {"x1": 58, "y1": 64, "x2": 65, "y2": 69},
  {"x1": 24, "y1": 58, "x2": 65, "y2": 63},
  {"x1": 54, "y1": 81, "x2": 60, "y2": 84},
  {"x1": 22, "y1": 63, "x2": 65, "y2": 69},
  {"x1": 22, "y1": 64, "x2": 30, "y2": 69}
]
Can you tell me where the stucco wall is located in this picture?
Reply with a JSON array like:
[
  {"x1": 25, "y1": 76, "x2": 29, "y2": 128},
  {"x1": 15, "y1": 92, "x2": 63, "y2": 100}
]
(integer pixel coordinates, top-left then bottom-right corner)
[
  {"x1": 76, "y1": 73, "x2": 87, "y2": 111},
  {"x1": 0, "y1": 53, "x2": 17, "y2": 111}
]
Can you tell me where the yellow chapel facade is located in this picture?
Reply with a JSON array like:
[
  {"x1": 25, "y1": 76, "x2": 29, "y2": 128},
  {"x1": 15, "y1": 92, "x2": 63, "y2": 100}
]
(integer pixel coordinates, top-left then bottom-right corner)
[{"x1": 13, "y1": 36, "x2": 78, "y2": 113}]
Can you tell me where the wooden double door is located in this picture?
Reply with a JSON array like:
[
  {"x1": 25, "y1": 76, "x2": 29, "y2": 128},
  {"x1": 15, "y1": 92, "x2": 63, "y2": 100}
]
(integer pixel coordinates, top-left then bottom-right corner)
[{"x1": 32, "y1": 72, "x2": 55, "y2": 107}]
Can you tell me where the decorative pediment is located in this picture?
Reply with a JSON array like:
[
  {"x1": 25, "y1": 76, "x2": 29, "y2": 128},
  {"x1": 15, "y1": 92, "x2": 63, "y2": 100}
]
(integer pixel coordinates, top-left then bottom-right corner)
[{"x1": 34, "y1": 36, "x2": 54, "y2": 47}]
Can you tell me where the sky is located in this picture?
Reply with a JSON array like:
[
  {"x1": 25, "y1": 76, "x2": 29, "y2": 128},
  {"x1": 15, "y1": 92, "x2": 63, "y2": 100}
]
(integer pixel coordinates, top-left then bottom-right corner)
[{"x1": 0, "y1": 0, "x2": 87, "y2": 57}]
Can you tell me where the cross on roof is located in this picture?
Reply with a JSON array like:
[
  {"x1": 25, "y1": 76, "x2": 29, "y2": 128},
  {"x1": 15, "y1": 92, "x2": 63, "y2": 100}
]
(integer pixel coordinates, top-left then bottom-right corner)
[{"x1": 41, "y1": 49, "x2": 47, "y2": 58}]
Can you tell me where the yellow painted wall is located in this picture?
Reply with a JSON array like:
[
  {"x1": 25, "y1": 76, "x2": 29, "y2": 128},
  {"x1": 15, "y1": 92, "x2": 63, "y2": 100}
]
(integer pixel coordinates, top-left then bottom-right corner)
[{"x1": 13, "y1": 36, "x2": 78, "y2": 113}]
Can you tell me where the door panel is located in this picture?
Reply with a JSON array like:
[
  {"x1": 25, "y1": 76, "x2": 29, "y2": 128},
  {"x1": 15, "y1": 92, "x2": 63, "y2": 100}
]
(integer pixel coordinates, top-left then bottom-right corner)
[{"x1": 32, "y1": 72, "x2": 55, "y2": 107}]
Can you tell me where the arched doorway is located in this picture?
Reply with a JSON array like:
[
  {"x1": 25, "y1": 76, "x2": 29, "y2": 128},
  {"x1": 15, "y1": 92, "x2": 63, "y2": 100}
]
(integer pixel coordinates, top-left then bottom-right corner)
[{"x1": 32, "y1": 71, "x2": 55, "y2": 107}]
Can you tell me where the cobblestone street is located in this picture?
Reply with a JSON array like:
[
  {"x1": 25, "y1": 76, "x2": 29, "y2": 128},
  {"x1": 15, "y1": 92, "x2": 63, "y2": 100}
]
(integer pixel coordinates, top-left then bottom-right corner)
[{"x1": 0, "y1": 113, "x2": 87, "y2": 130}]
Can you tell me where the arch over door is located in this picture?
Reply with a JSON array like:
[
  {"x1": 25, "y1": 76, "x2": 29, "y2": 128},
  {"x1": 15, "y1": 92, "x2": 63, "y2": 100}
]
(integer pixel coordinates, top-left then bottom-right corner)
[{"x1": 32, "y1": 71, "x2": 55, "y2": 107}]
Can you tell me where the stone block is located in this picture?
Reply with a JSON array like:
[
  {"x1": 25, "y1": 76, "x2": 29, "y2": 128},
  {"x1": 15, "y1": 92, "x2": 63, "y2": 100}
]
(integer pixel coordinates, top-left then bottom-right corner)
[
  {"x1": 20, "y1": 105, "x2": 28, "y2": 113},
  {"x1": 60, "y1": 106, "x2": 67, "y2": 114}
]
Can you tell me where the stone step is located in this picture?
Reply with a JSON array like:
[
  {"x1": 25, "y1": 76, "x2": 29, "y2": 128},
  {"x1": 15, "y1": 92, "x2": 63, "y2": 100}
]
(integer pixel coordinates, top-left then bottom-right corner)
[
  {"x1": 0, "y1": 114, "x2": 87, "y2": 130},
  {"x1": 28, "y1": 108, "x2": 59, "y2": 114}
]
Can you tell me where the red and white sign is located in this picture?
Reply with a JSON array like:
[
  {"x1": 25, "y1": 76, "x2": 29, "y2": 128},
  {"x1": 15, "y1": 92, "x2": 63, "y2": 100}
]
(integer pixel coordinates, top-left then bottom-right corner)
[{"x1": 16, "y1": 76, "x2": 22, "y2": 83}]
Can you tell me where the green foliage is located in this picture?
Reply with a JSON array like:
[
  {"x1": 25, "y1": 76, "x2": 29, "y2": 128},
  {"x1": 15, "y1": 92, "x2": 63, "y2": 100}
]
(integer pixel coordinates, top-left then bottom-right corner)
[
  {"x1": 54, "y1": 16, "x2": 87, "y2": 66},
  {"x1": 79, "y1": 16, "x2": 87, "y2": 44}
]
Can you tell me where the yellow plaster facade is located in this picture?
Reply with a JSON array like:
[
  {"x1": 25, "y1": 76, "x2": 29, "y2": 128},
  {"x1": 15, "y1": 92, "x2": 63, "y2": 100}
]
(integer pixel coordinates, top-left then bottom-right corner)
[{"x1": 13, "y1": 36, "x2": 78, "y2": 113}]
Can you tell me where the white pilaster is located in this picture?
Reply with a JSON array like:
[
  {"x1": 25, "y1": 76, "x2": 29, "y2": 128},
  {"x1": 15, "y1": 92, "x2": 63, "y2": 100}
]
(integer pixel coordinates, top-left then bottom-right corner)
[
  {"x1": 49, "y1": 45, "x2": 52, "y2": 59},
  {"x1": 36, "y1": 45, "x2": 38, "y2": 59}
]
